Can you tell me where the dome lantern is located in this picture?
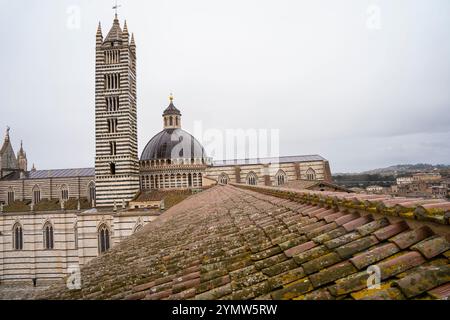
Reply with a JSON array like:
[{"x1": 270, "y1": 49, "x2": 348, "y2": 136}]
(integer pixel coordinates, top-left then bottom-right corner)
[{"x1": 163, "y1": 93, "x2": 181, "y2": 129}]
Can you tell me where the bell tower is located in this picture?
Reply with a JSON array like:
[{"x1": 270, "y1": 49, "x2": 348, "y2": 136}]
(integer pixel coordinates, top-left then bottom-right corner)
[{"x1": 94, "y1": 14, "x2": 139, "y2": 207}]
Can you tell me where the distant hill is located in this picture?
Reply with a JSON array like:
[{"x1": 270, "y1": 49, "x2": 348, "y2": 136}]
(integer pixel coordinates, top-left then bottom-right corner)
[
  {"x1": 360, "y1": 164, "x2": 450, "y2": 176},
  {"x1": 335, "y1": 163, "x2": 450, "y2": 176}
]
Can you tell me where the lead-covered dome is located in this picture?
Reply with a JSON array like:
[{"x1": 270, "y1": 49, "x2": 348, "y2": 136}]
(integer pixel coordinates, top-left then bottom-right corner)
[{"x1": 140, "y1": 128, "x2": 207, "y2": 161}]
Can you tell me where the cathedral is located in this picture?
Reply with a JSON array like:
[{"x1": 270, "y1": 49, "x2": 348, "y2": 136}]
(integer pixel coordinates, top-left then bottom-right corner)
[{"x1": 0, "y1": 14, "x2": 332, "y2": 285}]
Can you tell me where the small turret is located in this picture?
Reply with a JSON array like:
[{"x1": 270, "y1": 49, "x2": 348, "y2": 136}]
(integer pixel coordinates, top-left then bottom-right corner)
[
  {"x1": 122, "y1": 20, "x2": 129, "y2": 43},
  {"x1": 130, "y1": 33, "x2": 136, "y2": 55},
  {"x1": 163, "y1": 94, "x2": 182, "y2": 129},
  {"x1": 17, "y1": 140, "x2": 27, "y2": 172},
  {"x1": 0, "y1": 127, "x2": 19, "y2": 177},
  {"x1": 96, "y1": 22, "x2": 103, "y2": 47}
]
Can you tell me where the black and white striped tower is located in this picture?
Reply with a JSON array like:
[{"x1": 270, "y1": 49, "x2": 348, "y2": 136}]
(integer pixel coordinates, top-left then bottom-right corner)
[{"x1": 94, "y1": 13, "x2": 139, "y2": 207}]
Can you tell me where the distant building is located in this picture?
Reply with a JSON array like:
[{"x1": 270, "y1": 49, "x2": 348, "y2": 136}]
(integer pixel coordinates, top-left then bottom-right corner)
[
  {"x1": 396, "y1": 177, "x2": 413, "y2": 185},
  {"x1": 366, "y1": 185, "x2": 385, "y2": 194},
  {"x1": 412, "y1": 172, "x2": 441, "y2": 182}
]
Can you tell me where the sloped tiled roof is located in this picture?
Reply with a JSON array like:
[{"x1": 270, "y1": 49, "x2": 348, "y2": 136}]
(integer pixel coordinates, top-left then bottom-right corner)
[
  {"x1": 213, "y1": 155, "x2": 326, "y2": 167},
  {"x1": 104, "y1": 16, "x2": 122, "y2": 43},
  {"x1": 1, "y1": 168, "x2": 95, "y2": 181},
  {"x1": 162, "y1": 101, "x2": 181, "y2": 116},
  {"x1": 39, "y1": 184, "x2": 450, "y2": 300}
]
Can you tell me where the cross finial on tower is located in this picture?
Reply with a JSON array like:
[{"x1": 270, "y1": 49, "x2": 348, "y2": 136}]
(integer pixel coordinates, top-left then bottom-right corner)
[
  {"x1": 113, "y1": 0, "x2": 121, "y2": 18},
  {"x1": 169, "y1": 93, "x2": 174, "y2": 103}
]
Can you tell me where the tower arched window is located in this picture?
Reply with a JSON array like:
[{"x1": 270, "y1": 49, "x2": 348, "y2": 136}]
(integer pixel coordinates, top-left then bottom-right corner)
[
  {"x1": 88, "y1": 181, "x2": 96, "y2": 206},
  {"x1": 32, "y1": 185, "x2": 41, "y2": 204},
  {"x1": 61, "y1": 185, "x2": 69, "y2": 201},
  {"x1": 246, "y1": 172, "x2": 258, "y2": 186},
  {"x1": 110, "y1": 162, "x2": 116, "y2": 175},
  {"x1": 306, "y1": 168, "x2": 316, "y2": 181},
  {"x1": 98, "y1": 224, "x2": 110, "y2": 254},
  {"x1": 169, "y1": 116, "x2": 173, "y2": 126},
  {"x1": 275, "y1": 170, "x2": 287, "y2": 186},
  {"x1": 74, "y1": 222, "x2": 78, "y2": 249},
  {"x1": 12, "y1": 223, "x2": 23, "y2": 251},
  {"x1": 7, "y1": 187, "x2": 15, "y2": 205},
  {"x1": 43, "y1": 222, "x2": 54, "y2": 250}
]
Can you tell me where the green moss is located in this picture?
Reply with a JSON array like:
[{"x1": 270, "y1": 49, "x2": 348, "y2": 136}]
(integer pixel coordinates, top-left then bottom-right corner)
[{"x1": 3, "y1": 200, "x2": 31, "y2": 212}]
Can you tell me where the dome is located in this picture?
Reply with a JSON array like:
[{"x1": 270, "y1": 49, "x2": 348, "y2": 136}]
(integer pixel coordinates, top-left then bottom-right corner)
[{"x1": 141, "y1": 128, "x2": 207, "y2": 161}]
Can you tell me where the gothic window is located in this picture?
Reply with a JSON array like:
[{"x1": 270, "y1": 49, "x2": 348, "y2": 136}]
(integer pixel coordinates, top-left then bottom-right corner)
[
  {"x1": 98, "y1": 224, "x2": 110, "y2": 254},
  {"x1": 74, "y1": 222, "x2": 78, "y2": 250},
  {"x1": 110, "y1": 141, "x2": 117, "y2": 155},
  {"x1": 246, "y1": 172, "x2": 257, "y2": 186},
  {"x1": 7, "y1": 187, "x2": 15, "y2": 205},
  {"x1": 105, "y1": 73, "x2": 120, "y2": 90},
  {"x1": 275, "y1": 170, "x2": 287, "y2": 186},
  {"x1": 169, "y1": 116, "x2": 173, "y2": 126},
  {"x1": 43, "y1": 222, "x2": 54, "y2": 250},
  {"x1": 61, "y1": 185, "x2": 69, "y2": 201},
  {"x1": 32, "y1": 185, "x2": 41, "y2": 204},
  {"x1": 110, "y1": 163, "x2": 116, "y2": 175},
  {"x1": 12, "y1": 223, "x2": 23, "y2": 251},
  {"x1": 107, "y1": 118, "x2": 118, "y2": 133},
  {"x1": 87, "y1": 181, "x2": 96, "y2": 206},
  {"x1": 164, "y1": 117, "x2": 168, "y2": 127},
  {"x1": 175, "y1": 117, "x2": 179, "y2": 126},
  {"x1": 306, "y1": 168, "x2": 316, "y2": 181},
  {"x1": 104, "y1": 50, "x2": 120, "y2": 64},
  {"x1": 106, "y1": 96, "x2": 119, "y2": 112},
  {"x1": 219, "y1": 173, "x2": 229, "y2": 184}
]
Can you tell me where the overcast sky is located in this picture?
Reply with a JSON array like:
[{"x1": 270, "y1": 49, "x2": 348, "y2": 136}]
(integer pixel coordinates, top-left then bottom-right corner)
[{"x1": 0, "y1": 0, "x2": 449, "y2": 173}]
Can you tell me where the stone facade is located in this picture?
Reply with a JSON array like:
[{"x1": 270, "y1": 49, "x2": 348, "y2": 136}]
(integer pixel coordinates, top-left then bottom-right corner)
[{"x1": 0, "y1": 208, "x2": 157, "y2": 284}]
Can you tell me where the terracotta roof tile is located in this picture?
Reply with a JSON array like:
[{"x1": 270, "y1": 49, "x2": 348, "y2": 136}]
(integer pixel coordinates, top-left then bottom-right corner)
[
  {"x1": 328, "y1": 270, "x2": 370, "y2": 296},
  {"x1": 378, "y1": 251, "x2": 426, "y2": 279},
  {"x1": 267, "y1": 266, "x2": 306, "y2": 289},
  {"x1": 392, "y1": 265, "x2": 450, "y2": 298},
  {"x1": 292, "y1": 245, "x2": 329, "y2": 264},
  {"x1": 295, "y1": 288, "x2": 334, "y2": 300},
  {"x1": 342, "y1": 215, "x2": 373, "y2": 232},
  {"x1": 428, "y1": 282, "x2": 450, "y2": 300},
  {"x1": 324, "y1": 232, "x2": 362, "y2": 250},
  {"x1": 335, "y1": 213, "x2": 360, "y2": 226},
  {"x1": 373, "y1": 221, "x2": 410, "y2": 241},
  {"x1": 389, "y1": 226, "x2": 434, "y2": 249},
  {"x1": 410, "y1": 235, "x2": 450, "y2": 259},
  {"x1": 335, "y1": 235, "x2": 379, "y2": 259},
  {"x1": 312, "y1": 226, "x2": 347, "y2": 244},
  {"x1": 284, "y1": 241, "x2": 317, "y2": 257},
  {"x1": 271, "y1": 277, "x2": 313, "y2": 300},
  {"x1": 360, "y1": 287, "x2": 405, "y2": 300},
  {"x1": 350, "y1": 243, "x2": 400, "y2": 270},
  {"x1": 356, "y1": 218, "x2": 390, "y2": 236},
  {"x1": 302, "y1": 252, "x2": 342, "y2": 275},
  {"x1": 309, "y1": 261, "x2": 357, "y2": 288}
]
